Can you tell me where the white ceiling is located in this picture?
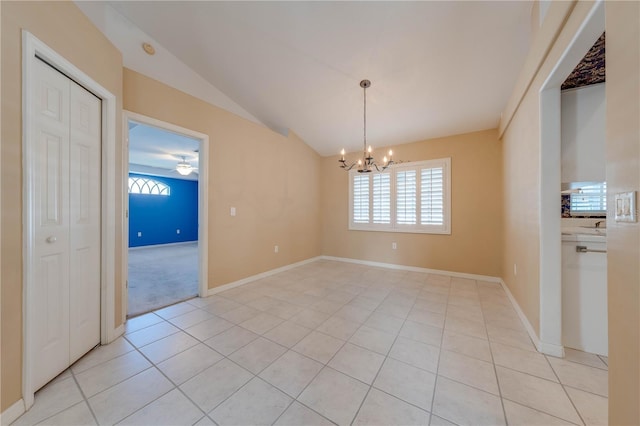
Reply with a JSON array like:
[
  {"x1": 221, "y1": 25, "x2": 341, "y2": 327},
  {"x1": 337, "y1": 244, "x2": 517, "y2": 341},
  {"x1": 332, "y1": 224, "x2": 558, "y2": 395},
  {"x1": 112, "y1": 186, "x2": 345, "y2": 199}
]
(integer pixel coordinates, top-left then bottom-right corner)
[
  {"x1": 107, "y1": 1, "x2": 532, "y2": 156},
  {"x1": 129, "y1": 122, "x2": 200, "y2": 180}
]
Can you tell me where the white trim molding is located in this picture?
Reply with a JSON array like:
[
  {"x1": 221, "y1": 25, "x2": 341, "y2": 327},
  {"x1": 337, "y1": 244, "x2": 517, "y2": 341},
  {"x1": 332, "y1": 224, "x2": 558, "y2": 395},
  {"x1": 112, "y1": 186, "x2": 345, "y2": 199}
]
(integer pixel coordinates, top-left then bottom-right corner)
[
  {"x1": 499, "y1": 279, "x2": 565, "y2": 358},
  {"x1": 536, "y1": 0, "x2": 603, "y2": 358},
  {"x1": 207, "y1": 257, "x2": 322, "y2": 296},
  {"x1": 321, "y1": 256, "x2": 502, "y2": 283},
  {"x1": 21, "y1": 31, "x2": 119, "y2": 409},
  {"x1": 0, "y1": 399, "x2": 25, "y2": 426}
]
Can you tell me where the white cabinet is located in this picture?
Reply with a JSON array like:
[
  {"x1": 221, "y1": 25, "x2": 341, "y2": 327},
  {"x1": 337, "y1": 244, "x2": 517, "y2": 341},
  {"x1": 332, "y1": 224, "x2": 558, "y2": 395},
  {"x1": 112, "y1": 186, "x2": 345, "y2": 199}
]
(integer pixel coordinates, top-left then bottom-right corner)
[
  {"x1": 561, "y1": 236, "x2": 607, "y2": 356},
  {"x1": 561, "y1": 83, "x2": 606, "y2": 183}
]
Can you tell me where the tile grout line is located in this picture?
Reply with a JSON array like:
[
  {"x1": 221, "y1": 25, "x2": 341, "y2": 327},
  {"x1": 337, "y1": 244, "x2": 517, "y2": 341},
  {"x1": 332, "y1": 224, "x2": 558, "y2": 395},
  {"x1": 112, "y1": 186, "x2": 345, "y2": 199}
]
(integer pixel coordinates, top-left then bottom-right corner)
[
  {"x1": 281, "y1": 274, "x2": 399, "y2": 425},
  {"x1": 264, "y1": 280, "x2": 356, "y2": 426},
  {"x1": 69, "y1": 367, "x2": 101, "y2": 425},
  {"x1": 221, "y1": 264, "x2": 600, "y2": 419},
  {"x1": 349, "y1": 273, "x2": 428, "y2": 425},
  {"x1": 427, "y1": 274, "x2": 451, "y2": 425},
  {"x1": 194, "y1": 290, "x2": 345, "y2": 425},
  {"x1": 479, "y1": 292, "x2": 594, "y2": 425},
  {"x1": 31, "y1": 261, "x2": 607, "y2": 426},
  {"x1": 480, "y1": 284, "x2": 513, "y2": 426},
  {"x1": 117, "y1": 332, "x2": 210, "y2": 425},
  {"x1": 28, "y1": 373, "x2": 97, "y2": 426},
  {"x1": 543, "y1": 353, "x2": 588, "y2": 426}
]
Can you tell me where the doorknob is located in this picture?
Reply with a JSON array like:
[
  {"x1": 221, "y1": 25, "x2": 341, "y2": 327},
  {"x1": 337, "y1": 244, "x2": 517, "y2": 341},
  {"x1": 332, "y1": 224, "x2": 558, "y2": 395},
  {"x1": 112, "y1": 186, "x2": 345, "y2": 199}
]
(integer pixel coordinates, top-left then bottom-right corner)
[{"x1": 46, "y1": 236, "x2": 57, "y2": 243}]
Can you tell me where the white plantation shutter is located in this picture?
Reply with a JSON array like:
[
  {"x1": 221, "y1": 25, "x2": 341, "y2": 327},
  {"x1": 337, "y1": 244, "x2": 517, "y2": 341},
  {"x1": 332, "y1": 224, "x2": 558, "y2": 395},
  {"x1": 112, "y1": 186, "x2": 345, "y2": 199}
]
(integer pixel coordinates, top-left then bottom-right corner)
[
  {"x1": 570, "y1": 182, "x2": 606, "y2": 215},
  {"x1": 349, "y1": 158, "x2": 450, "y2": 234},
  {"x1": 373, "y1": 173, "x2": 391, "y2": 224},
  {"x1": 352, "y1": 174, "x2": 370, "y2": 223},
  {"x1": 396, "y1": 170, "x2": 417, "y2": 224},
  {"x1": 421, "y1": 167, "x2": 444, "y2": 225}
]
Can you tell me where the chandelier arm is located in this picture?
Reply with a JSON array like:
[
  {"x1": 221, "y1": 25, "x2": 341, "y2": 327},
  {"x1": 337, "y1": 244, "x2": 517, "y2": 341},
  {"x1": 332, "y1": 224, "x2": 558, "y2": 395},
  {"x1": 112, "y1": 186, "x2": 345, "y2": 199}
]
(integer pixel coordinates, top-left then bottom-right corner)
[{"x1": 339, "y1": 159, "x2": 356, "y2": 171}]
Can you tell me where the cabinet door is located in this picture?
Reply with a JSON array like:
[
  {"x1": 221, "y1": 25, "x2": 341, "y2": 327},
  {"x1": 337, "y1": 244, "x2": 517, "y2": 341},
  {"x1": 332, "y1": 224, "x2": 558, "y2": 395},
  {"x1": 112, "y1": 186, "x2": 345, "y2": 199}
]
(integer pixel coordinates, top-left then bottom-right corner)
[{"x1": 562, "y1": 241, "x2": 608, "y2": 356}]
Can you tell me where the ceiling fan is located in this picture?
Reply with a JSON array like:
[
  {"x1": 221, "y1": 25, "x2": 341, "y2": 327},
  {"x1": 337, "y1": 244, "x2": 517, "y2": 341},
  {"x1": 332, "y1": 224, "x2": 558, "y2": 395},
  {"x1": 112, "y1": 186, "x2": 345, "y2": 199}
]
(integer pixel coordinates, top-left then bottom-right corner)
[{"x1": 175, "y1": 156, "x2": 198, "y2": 176}]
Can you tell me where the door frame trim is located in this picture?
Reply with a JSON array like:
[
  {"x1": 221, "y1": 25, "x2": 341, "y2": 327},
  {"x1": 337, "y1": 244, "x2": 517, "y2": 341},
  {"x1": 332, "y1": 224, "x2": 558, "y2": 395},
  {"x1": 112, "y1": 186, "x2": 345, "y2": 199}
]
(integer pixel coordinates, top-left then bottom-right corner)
[
  {"x1": 537, "y1": 1, "x2": 604, "y2": 356},
  {"x1": 122, "y1": 111, "x2": 210, "y2": 305},
  {"x1": 21, "y1": 31, "x2": 118, "y2": 409}
]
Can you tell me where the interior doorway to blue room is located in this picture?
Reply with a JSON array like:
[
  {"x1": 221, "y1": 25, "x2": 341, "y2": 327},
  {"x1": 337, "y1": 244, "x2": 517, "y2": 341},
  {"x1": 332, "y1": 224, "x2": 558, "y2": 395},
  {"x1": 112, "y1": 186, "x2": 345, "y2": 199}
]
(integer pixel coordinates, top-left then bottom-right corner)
[{"x1": 125, "y1": 117, "x2": 206, "y2": 317}]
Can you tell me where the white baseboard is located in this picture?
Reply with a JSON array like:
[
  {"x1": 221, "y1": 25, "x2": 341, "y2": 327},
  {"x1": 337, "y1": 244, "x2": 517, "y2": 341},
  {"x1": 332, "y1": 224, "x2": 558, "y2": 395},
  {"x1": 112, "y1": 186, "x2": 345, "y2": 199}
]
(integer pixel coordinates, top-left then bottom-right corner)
[
  {"x1": 499, "y1": 279, "x2": 564, "y2": 356},
  {"x1": 320, "y1": 255, "x2": 503, "y2": 283},
  {"x1": 1, "y1": 399, "x2": 25, "y2": 426},
  {"x1": 207, "y1": 256, "x2": 322, "y2": 296},
  {"x1": 539, "y1": 341, "x2": 565, "y2": 358},
  {"x1": 113, "y1": 323, "x2": 125, "y2": 339},
  {"x1": 128, "y1": 241, "x2": 197, "y2": 251}
]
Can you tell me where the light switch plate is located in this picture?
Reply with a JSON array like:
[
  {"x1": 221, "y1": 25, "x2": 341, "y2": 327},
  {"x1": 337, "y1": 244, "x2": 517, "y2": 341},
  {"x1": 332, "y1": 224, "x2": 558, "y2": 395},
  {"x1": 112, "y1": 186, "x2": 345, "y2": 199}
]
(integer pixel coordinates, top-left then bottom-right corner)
[{"x1": 614, "y1": 191, "x2": 637, "y2": 223}]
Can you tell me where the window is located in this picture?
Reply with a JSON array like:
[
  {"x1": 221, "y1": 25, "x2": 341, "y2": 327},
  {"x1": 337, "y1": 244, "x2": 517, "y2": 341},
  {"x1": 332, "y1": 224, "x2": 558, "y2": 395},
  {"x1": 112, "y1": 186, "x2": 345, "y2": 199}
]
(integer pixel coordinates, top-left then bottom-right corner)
[
  {"x1": 570, "y1": 182, "x2": 606, "y2": 216},
  {"x1": 349, "y1": 158, "x2": 451, "y2": 234},
  {"x1": 128, "y1": 176, "x2": 170, "y2": 196}
]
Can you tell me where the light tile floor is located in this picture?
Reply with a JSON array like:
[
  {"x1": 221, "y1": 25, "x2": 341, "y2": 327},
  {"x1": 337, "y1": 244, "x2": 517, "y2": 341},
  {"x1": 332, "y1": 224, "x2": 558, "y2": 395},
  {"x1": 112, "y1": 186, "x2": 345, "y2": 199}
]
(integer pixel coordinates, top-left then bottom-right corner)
[{"x1": 13, "y1": 260, "x2": 609, "y2": 426}]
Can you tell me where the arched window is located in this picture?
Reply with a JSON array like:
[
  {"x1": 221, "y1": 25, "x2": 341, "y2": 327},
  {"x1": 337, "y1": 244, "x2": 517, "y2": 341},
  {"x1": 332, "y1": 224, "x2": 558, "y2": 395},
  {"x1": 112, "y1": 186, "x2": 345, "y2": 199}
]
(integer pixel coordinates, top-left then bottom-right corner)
[{"x1": 128, "y1": 177, "x2": 170, "y2": 196}]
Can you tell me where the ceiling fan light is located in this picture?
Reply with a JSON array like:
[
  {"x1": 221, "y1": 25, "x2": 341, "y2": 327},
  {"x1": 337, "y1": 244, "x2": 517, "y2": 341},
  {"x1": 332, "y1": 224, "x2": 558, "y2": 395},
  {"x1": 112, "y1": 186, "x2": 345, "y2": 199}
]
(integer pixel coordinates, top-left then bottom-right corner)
[{"x1": 176, "y1": 161, "x2": 193, "y2": 176}]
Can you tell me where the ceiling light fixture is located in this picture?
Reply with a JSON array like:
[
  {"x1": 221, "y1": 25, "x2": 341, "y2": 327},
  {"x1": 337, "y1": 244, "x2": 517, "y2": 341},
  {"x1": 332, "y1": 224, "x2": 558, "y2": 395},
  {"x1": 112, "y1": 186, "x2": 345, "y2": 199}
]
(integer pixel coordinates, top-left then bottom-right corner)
[
  {"x1": 142, "y1": 42, "x2": 156, "y2": 55},
  {"x1": 339, "y1": 79, "x2": 396, "y2": 173},
  {"x1": 176, "y1": 156, "x2": 194, "y2": 176}
]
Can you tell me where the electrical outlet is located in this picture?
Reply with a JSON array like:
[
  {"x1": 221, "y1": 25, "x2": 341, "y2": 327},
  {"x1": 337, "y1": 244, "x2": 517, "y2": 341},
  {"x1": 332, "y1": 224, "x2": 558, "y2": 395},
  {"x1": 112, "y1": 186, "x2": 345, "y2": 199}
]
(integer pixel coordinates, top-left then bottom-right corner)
[
  {"x1": 274, "y1": 245, "x2": 279, "y2": 253},
  {"x1": 230, "y1": 207, "x2": 236, "y2": 216},
  {"x1": 513, "y1": 263, "x2": 517, "y2": 276},
  {"x1": 392, "y1": 242, "x2": 397, "y2": 250},
  {"x1": 137, "y1": 232, "x2": 142, "y2": 237},
  {"x1": 176, "y1": 229, "x2": 181, "y2": 234}
]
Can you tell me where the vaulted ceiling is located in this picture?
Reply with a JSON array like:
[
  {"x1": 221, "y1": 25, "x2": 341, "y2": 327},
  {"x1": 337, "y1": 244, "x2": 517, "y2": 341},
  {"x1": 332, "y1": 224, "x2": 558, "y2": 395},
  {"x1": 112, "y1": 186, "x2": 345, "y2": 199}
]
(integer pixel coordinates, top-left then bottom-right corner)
[{"x1": 89, "y1": 1, "x2": 533, "y2": 156}]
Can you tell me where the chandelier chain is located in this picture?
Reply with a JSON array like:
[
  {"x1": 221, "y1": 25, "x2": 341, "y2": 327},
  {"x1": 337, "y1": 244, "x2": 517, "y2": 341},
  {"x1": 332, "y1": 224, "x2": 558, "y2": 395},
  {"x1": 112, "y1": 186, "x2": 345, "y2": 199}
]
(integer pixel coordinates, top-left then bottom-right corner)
[
  {"x1": 338, "y1": 79, "x2": 400, "y2": 173},
  {"x1": 363, "y1": 84, "x2": 367, "y2": 154}
]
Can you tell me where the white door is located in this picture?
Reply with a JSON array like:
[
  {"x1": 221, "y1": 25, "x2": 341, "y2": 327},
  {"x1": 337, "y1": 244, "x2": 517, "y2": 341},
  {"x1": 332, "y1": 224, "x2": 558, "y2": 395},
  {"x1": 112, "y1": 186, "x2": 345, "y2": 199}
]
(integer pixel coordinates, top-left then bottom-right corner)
[{"x1": 31, "y1": 58, "x2": 101, "y2": 390}]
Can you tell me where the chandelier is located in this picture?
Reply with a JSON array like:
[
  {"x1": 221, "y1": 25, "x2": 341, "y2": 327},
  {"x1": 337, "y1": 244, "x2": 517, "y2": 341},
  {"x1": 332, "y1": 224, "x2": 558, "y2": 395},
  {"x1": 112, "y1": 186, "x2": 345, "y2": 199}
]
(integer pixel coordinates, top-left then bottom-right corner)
[{"x1": 339, "y1": 79, "x2": 396, "y2": 173}]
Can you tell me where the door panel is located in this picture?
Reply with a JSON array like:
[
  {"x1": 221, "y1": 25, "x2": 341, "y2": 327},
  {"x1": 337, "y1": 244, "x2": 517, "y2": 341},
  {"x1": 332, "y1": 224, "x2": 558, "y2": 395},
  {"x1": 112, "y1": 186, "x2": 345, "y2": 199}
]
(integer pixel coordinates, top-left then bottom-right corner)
[
  {"x1": 32, "y1": 59, "x2": 72, "y2": 390},
  {"x1": 30, "y1": 58, "x2": 102, "y2": 387},
  {"x1": 35, "y1": 253, "x2": 70, "y2": 389},
  {"x1": 69, "y1": 79, "x2": 101, "y2": 363}
]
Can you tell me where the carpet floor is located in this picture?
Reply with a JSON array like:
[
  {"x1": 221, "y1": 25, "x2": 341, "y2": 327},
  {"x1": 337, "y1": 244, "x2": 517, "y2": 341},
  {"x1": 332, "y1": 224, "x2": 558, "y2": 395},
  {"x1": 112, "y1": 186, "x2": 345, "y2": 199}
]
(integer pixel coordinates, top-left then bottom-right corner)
[{"x1": 128, "y1": 242, "x2": 199, "y2": 317}]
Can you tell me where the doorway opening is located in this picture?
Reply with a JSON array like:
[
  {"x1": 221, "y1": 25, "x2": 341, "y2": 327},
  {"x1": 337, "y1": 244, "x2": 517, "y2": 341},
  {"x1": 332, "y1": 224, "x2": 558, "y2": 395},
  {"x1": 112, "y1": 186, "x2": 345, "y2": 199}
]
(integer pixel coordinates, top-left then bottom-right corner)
[
  {"x1": 124, "y1": 113, "x2": 209, "y2": 317},
  {"x1": 538, "y1": 1, "x2": 605, "y2": 357}
]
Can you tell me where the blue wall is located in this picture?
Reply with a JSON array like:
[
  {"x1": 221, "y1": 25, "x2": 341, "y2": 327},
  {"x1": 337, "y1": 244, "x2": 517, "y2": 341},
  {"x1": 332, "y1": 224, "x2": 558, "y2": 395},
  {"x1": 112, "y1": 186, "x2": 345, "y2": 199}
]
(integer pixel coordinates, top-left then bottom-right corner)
[{"x1": 129, "y1": 173, "x2": 198, "y2": 247}]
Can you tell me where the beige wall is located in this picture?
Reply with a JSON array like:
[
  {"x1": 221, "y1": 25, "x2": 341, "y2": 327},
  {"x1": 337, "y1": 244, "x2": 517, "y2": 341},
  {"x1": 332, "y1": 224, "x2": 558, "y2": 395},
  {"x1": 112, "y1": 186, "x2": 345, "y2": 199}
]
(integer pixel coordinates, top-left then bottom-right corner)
[
  {"x1": 0, "y1": 1, "x2": 124, "y2": 411},
  {"x1": 124, "y1": 69, "x2": 322, "y2": 288},
  {"x1": 321, "y1": 129, "x2": 503, "y2": 278},
  {"x1": 606, "y1": 2, "x2": 640, "y2": 424},
  {"x1": 500, "y1": 0, "x2": 595, "y2": 337},
  {"x1": 501, "y1": 0, "x2": 640, "y2": 422},
  {"x1": 501, "y1": 91, "x2": 541, "y2": 334}
]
